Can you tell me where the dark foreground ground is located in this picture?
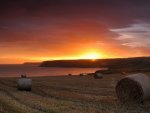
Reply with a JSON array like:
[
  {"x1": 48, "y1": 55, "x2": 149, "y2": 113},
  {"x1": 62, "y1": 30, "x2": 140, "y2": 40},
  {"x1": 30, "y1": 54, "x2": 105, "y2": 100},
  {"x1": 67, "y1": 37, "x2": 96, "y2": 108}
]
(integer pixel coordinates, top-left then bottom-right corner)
[{"x1": 0, "y1": 73, "x2": 150, "y2": 113}]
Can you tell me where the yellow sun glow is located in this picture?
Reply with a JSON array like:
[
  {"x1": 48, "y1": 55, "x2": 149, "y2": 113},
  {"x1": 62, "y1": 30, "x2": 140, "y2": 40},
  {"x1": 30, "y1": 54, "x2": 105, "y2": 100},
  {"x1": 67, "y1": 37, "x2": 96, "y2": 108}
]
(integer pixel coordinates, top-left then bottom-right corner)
[
  {"x1": 28, "y1": 52, "x2": 102, "y2": 61},
  {"x1": 80, "y1": 52, "x2": 102, "y2": 60}
]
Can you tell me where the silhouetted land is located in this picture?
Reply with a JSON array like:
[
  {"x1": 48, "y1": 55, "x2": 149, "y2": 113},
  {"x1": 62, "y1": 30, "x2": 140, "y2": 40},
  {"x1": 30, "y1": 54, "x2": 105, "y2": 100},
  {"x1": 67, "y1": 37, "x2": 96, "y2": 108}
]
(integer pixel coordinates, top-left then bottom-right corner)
[{"x1": 40, "y1": 57, "x2": 150, "y2": 72}]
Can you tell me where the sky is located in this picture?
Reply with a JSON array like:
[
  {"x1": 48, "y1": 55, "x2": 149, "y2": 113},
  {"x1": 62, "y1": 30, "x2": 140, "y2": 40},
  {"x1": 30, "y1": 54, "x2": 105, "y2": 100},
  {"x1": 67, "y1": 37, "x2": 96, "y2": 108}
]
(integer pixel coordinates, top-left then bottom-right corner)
[{"x1": 0, "y1": 0, "x2": 150, "y2": 64}]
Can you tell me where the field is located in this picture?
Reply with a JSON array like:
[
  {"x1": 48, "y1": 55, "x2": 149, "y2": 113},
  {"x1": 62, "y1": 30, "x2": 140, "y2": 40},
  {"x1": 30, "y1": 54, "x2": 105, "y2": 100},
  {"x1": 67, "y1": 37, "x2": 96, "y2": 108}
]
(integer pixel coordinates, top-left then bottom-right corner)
[{"x1": 1, "y1": 73, "x2": 150, "y2": 113}]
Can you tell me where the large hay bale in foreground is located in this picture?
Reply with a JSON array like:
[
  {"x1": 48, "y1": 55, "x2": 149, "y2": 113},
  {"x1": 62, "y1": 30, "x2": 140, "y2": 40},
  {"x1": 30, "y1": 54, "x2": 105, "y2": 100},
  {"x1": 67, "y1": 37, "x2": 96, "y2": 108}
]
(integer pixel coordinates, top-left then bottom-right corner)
[
  {"x1": 18, "y1": 78, "x2": 32, "y2": 91},
  {"x1": 116, "y1": 73, "x2": 150, "y2": 103}
]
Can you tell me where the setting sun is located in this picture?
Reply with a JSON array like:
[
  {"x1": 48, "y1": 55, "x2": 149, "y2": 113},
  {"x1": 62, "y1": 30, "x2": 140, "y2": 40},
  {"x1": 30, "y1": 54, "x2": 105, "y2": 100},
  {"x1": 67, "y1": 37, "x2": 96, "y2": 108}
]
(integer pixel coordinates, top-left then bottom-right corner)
[
  {"x1": 80, "y1": 52, "x2": 102, "y2": 60},
  {"x1": 28, "y1": 52, "x2": 102, "y2": 62}
]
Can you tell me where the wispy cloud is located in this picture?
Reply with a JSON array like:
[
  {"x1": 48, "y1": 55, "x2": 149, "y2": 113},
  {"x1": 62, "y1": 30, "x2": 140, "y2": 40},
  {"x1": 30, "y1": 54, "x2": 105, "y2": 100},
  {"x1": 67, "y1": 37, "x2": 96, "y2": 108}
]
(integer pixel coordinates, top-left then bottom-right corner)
[{"x1": 111, "y1": 23, "x2": 150, "y2": 48}]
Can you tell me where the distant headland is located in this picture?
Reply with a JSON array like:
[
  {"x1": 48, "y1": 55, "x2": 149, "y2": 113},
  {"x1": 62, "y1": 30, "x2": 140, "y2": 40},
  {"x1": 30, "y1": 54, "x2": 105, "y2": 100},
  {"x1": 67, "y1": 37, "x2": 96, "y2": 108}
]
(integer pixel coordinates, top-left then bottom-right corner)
[{"x1": 39, "y1": 57, "x2": 150, "y2": 72}]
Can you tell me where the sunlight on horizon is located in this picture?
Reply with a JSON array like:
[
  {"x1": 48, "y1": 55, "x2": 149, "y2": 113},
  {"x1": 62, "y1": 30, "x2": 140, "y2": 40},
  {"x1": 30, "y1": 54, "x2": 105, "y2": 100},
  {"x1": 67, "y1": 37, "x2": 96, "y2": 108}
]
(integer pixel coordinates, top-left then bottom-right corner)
[
  {"x1": 79, "y1": 52, "x2": 102, "y2": 60},
  {"x1": 28, "y1": 52, "x2": 103, "y2": 62}
]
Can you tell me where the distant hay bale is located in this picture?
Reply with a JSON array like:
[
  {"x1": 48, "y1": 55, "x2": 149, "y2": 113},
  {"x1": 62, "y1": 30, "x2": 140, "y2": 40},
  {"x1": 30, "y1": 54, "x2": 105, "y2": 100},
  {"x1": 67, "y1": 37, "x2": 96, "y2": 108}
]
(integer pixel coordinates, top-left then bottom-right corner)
[
  {"x1": 94, "y1": 72, "x2": 103, "y2": 79},
  {"x1": 68, "y1": 73, "x2": 72, "y2": 76},
  {"x1": 116, "y1": 73, "x2": 150, "y2": 103},
  {"x1": 121, "y1": 72, "x2": 127, "y2": 75},
  {"x1": 79, "y1": 73, "x2": 88, "y2": 76},
  {"x1": 79, "y1": 73, "x2": 84, "y2": 76},
  {"x1": 18, "y1": 78, "x2": 32, "y2": 91},
  {"x1": 21, "y1": 74, "x2": 27, "y2": 78}
]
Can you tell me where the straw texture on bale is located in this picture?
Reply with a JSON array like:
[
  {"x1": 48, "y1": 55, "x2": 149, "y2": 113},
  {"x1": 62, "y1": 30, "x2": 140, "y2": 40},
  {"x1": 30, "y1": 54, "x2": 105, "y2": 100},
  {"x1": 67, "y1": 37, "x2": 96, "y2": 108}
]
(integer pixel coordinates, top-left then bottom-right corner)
[
  {"x1": 116, "y1": 73, "x2": 150, "y2": 103},
  {"x1": 18, "y1": 78, "x2": 32, "y2": 91},
  {"x1": 94, "y1": 73, "x2": 103, "y2": 79}
]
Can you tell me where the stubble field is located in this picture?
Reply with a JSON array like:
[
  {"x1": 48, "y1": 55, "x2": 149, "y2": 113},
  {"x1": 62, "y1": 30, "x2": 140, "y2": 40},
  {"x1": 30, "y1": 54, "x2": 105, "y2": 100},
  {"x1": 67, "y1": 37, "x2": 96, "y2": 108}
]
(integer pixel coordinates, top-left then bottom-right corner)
[{"x1": 0, "y1": 73, "x2": 150, "y2": 113}]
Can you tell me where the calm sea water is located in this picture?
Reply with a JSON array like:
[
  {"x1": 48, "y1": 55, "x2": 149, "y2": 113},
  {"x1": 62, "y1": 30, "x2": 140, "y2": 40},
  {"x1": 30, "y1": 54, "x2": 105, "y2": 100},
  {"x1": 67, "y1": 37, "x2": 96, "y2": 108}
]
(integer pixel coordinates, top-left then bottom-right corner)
[{"x1": 0, "y1": 64, "x2": 102, "y2": 77}]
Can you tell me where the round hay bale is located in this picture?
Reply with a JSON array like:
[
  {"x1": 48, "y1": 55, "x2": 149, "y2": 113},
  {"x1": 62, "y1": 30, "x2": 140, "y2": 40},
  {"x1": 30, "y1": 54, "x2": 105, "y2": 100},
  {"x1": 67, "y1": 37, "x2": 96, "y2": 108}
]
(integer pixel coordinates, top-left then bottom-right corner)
[
  {"x1": 94, "y1": 72, "x2": 103, "y2": 79},
  {"x1": 18, "y1": 78, "x2": 32, "y2": 91},
  {"x1": 79, "y1": 73, "x2": 87, "y2": 76},
  {"x1": 116, "y1": 73, "x2": 150, "y2": 103},
  {"x1": 21, "y1": 74, "x2": 27, "y2": 78},
  {"x1": 121, "y1": 72, "x2": 127, "y2": 75},
  {"x1": 68, "y1": 73, "x2": 72, "y2": 76}
]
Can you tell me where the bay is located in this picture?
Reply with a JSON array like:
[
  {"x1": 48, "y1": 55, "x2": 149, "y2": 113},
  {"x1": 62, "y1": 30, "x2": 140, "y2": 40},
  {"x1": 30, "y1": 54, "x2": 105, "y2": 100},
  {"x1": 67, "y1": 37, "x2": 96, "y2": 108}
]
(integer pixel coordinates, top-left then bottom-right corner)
[{"x1": 0, "y1": 64, "x2": 103, "y2": 77}]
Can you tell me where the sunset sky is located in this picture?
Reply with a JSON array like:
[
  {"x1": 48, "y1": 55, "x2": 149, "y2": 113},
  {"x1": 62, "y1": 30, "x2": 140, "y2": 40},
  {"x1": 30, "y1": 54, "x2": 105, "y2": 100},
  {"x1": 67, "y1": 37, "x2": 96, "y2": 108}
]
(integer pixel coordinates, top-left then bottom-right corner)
[{"x1": 0, "y1": 0, "x2": 150, "y2": 64}]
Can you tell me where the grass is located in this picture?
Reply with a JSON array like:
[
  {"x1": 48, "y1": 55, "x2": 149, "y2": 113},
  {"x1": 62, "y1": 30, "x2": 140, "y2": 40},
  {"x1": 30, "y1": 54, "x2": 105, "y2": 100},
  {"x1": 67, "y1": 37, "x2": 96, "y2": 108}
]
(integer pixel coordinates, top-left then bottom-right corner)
[{"x1": 0, "y1": 72, "x2": 150, "y2": 113}]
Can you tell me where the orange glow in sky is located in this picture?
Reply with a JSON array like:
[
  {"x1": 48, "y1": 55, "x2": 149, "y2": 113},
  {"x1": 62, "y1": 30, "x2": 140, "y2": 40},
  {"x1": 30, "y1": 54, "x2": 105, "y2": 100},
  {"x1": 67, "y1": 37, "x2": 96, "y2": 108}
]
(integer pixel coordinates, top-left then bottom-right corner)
[
  {"x1": 27, "y1": 51, "x2": 102, "y2": 61},
  {"x1": 0, "y1": 1, "x2": 150, "y2": 64}
]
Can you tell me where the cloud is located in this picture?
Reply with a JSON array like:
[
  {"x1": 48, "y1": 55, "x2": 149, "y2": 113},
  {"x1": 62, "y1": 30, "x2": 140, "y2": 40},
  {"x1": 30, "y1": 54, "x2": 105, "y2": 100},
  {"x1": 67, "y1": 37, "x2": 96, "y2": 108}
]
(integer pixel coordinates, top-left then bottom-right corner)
[{"x1": 111, "y1": 23, "x2": 150, "y2": 48}]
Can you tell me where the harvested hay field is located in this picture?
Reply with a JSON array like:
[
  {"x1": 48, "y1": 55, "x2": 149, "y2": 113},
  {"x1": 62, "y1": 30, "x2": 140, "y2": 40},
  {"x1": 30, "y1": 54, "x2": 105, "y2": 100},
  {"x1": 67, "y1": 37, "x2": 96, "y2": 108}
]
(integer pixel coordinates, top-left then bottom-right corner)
[{"x1": 0, "y1": 73, "x2": 150, "y2": 113}]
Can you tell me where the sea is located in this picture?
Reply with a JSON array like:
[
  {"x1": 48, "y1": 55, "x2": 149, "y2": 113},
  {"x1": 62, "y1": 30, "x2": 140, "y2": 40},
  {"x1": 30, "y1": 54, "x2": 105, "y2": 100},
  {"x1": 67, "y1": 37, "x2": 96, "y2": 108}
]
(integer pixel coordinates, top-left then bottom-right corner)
[{"x1": 0, "y1": 64, "x2": 102, "y2": 77}]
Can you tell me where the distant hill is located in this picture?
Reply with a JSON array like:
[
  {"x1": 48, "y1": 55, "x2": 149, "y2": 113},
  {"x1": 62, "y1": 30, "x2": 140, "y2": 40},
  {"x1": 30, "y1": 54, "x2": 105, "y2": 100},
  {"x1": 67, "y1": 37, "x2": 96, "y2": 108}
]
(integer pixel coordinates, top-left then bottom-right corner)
[{"x1": 40, "y1": 57, "x2": 150, "y2": 71}]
